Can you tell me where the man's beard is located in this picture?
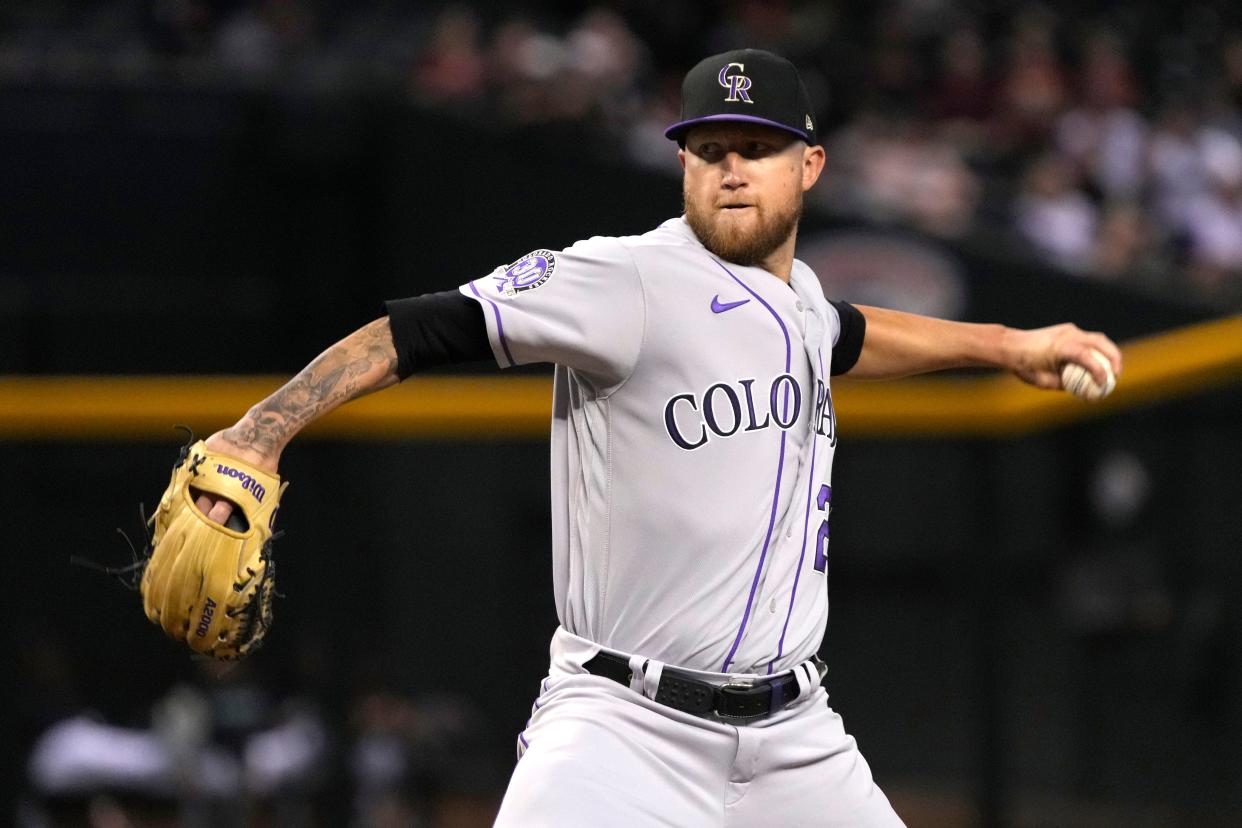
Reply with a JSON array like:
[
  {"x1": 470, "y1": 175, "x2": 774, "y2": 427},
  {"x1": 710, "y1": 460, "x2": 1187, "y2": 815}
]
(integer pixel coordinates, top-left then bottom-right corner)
[{"x1": 683, "y1": 187, "x2": 803, "y2": 268}]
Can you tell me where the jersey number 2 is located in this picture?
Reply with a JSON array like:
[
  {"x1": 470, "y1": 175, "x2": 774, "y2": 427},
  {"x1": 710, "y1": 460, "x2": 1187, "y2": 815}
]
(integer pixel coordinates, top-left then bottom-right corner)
[{"x1": 813, "y1": 484, "x2": 831, "y2": 573}]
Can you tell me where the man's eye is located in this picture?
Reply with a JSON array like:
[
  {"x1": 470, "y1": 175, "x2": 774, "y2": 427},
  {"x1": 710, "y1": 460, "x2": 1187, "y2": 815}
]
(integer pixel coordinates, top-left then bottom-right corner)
[{"x1": 746, "y1": 142, "x2": 771, "y2": 157}]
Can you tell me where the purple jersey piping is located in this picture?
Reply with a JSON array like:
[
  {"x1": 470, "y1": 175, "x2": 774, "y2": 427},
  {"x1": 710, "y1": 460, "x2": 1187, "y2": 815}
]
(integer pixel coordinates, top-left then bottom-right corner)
[
  {"x1": 664, "y1": 114, "x2": 811, "y2": 143},
  {"x1": 712, "y1": 257, "x2": 792, "y2": 673},
  {"x1": 467, "y1": 280, "x2": 516, "y2": 367},
  {"x1": 769, "y1": 345, "x2": 826, "y2": 673},
  {"x1": 516, "y1": 677, "x2": 549, "y2": 757}
]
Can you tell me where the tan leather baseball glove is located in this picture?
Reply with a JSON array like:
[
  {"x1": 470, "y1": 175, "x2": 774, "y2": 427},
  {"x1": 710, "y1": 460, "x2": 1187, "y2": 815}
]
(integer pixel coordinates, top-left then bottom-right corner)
[{"x1": 138, "y1": 436, "x2": 288, "y2": 660}]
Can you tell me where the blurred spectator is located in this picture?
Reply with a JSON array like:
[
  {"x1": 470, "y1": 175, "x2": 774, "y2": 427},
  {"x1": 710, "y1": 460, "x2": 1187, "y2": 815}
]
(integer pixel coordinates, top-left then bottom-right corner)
[
  {"x1": 476, "y1": 8, "x2": 646, "y2": 131},
  {"x1": 215, "y1": 0, "x2": 315, "y2": 77},
  {"x1": 625, "y1": 72, "x2": 684, "y2": 174},
  {"x1": 1180, "y1": 129, "x2": 1242, "y2": 299},
  {"x1": 995, "y1": 10, "x2": 1068, "y2": 155},
  {"x1": 1055, "y1": 31, "x2": 1147, "y2": 201},
  {"x1": 1055, "y1": 450, "x2": 1170, "y2": 637},
  {"x1": 930, "y1": 23, "x2": 994, "y2": 155},
  {"x1": 413, "y1": 5, "x2": 486, "y2": 105},
  {"x1": 1149, "y1": 106, "x2": 1216, "y2": 228},
  {"x1": 932, "y1": 24, "x2": 993, "y2": 123},
  {"x1": 1091, "y1": 202, "x2": 1165, "y2": 287},
  {"x1": 485, "y1": 18, "x2": 567, "y2": 125},
  {"x1": 564, "y1": 8, "x2": 647, "y2": 129},
  {"x1": 828, "y1": 116, "x2": 979, "y2": 237},
  {"x1": 217, "y1": 8, "x2": 279, "y2": 75},
  {"x1": 350, "y1": 689, "x2": 502, "y2": 827},
  {"x1": 24, "y1": 660, "x2": 330, "y2": 826},
  {"x1": 866, "y1": 6, "x2": 925, "y2": 115},
  {"x1": 1015, "y1": 152, "x2": 1098, "y2": 273}
]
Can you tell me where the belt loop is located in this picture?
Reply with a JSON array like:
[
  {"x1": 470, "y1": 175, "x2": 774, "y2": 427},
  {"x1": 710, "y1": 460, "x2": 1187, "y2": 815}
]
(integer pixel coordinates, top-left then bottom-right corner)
[
  {"x1": 627, "y1": 654, "x2": 665, "y2": 700},
  {"x1": 793, "y1": 660, "x2": 817, "y2": 702},
  {"x1": 642, "y1": 660, "x2": 664, "y2": 700},
  {"x1": 627, "y1": 655, "x2": 646, "y2": 695}
]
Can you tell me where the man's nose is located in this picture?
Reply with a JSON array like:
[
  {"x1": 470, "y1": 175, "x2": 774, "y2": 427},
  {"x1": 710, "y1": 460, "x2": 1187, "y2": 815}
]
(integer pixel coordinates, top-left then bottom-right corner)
[{"x1": 721, "y1": 153, "x2": 746, "y2": 188}]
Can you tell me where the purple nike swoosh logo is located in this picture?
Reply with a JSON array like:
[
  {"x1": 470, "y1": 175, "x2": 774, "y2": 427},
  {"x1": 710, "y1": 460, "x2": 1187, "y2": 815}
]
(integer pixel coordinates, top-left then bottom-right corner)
[{"x1": 711, "y1": 295, "x2": 750, "y2": 314}]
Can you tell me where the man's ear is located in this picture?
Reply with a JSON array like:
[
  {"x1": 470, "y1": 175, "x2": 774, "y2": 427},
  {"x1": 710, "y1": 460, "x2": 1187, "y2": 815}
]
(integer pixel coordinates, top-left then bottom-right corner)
[
  {"x1": 678, "y1": 148, "x2": 687, "y2": 171},
  {"x1": 802, "y1": 145, "x2": 825, "y2": 191}
]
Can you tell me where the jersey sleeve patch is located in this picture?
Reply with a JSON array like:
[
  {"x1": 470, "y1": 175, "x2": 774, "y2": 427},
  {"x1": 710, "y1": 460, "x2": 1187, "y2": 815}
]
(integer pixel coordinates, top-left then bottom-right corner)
[
  {"x1": 490, "y1": 249, "x2": 557, "y2": 296},
  {"x1": 458, "y1": 236, "x2": 644, "y2": 385}
]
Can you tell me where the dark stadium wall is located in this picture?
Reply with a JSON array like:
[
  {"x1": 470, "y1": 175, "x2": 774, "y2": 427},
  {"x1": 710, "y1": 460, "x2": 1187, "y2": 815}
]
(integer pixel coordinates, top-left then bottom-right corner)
[{"x1": 0, "y1": 84, "x2": 1207, "y2": 376}]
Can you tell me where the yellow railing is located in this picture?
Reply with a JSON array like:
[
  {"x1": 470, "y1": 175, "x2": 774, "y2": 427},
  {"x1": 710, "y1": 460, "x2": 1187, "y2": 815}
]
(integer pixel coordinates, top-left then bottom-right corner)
[{"x1": 2, "y1": 316, "x2": 1239, "y2": 440}]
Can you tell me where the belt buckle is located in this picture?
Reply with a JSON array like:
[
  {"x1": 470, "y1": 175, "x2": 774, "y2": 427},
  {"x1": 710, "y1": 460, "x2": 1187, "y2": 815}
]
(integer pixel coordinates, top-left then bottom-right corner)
[
  {"x1": 715, "y1": 679, "x2": 771, "y2": 724},
  {"x1": 720, "y1": 676, "x2": 756, "y2": 692}
]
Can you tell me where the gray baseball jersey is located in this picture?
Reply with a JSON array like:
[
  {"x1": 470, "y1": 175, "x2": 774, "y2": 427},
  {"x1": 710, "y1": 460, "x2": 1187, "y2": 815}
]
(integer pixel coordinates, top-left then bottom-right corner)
[{"x1": 460, "y1": 216, "x2": 844, "y2": 675}]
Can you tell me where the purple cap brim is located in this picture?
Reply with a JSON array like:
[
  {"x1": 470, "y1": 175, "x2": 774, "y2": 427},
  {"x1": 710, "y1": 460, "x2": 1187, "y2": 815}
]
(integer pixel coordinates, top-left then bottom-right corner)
[{"x1": 664, "y1": 113, "x2": 810, "y2": 143}]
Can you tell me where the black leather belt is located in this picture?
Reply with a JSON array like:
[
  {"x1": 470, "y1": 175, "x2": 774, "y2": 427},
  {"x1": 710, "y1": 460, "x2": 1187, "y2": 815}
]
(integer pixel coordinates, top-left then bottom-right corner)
[{"x1": 583, "y1": 650, "x2": 825, "y2": 725}]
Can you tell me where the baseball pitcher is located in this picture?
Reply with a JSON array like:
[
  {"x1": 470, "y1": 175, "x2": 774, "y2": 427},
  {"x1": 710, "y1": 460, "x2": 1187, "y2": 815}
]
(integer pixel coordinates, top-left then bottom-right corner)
[{"x1": 139, "y1": 50, "x2": 1122, "y2": 825}]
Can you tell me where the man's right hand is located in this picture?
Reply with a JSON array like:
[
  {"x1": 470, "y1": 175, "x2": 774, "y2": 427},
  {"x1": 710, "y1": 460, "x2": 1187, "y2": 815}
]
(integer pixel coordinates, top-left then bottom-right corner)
[{"x1": 193, "y1": 430, "x2": 280, "y2": 526}]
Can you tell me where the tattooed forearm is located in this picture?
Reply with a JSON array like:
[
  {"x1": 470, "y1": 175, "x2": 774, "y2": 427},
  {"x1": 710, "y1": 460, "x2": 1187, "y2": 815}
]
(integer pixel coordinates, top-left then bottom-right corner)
[{"x1": 218, "y1": 317, "x2": 399, "y2": 458}]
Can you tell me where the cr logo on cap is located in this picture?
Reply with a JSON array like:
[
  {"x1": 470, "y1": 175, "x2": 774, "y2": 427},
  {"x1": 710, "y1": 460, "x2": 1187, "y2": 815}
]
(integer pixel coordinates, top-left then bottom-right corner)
[{"x1": 718, "y1": 62, "x2": 753, "y2": 104}]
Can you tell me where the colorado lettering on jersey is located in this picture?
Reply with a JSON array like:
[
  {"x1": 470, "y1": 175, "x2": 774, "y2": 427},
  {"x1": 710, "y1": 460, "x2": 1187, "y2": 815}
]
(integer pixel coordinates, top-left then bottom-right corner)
[
  {"x1": 664, "y1": 374, "x2": 800, "y2": 450},
  {"x1": 812, "y1": 377, "x2": 838, "y2": 447},
  {"x1": 664, "y1": 374, "x2": 838, "y2": 450}
]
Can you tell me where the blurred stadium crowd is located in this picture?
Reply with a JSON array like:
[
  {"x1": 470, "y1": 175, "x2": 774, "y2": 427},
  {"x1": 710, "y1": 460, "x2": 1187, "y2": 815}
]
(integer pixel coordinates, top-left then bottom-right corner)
[
  {"x1": 17, "y1": 632, "x2": 507, "y2": 825},
  {"x1": 3, "y1": 0, "x2": 1242, "y2": 308}
]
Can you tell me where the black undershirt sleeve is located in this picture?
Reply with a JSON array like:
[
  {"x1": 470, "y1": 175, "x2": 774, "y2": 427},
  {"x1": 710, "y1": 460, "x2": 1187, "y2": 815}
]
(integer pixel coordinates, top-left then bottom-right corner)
[
  {"x1": 384, "y1": 291, "x2": 862, "y2": 380},
  {"x1": 829, "y1": 300, "x2": 866, "y2": 376},
  {"x1": 383, "y1": 290, "x2": 493, "y2": 379}
]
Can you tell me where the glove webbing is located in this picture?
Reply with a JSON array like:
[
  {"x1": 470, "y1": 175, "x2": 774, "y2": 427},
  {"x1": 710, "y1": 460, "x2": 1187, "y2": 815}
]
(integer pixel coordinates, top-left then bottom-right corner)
[
  {"x1": 70, "y1": 425, "x2": 199, "y2": 588},
  {"x1": 70, "y1": 501, "x2": 154, "y2": 591}
]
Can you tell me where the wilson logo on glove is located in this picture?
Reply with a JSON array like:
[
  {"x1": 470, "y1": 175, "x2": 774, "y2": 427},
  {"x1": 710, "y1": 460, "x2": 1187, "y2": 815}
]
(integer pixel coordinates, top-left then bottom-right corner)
[{"x1": 215, "y1": 464, "x2": 267, "y2": 502}]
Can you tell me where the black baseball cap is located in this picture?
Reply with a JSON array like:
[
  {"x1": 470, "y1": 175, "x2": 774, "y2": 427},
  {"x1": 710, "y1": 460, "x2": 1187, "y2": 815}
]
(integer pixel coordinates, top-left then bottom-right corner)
[{"x1": 665, "y1": 49, "x2": 818, "y2": 147}]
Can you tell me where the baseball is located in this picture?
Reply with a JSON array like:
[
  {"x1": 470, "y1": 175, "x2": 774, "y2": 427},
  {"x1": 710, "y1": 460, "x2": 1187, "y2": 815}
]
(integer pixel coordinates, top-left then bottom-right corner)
[{"x1": 1061, "y1": 349, "x2": 1116, "y2": 400}]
